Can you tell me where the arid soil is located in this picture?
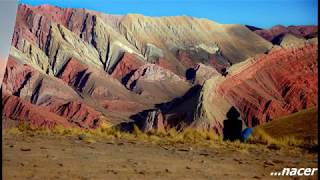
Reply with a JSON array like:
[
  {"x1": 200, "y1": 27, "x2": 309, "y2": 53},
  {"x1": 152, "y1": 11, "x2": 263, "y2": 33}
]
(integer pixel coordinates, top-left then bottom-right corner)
[{"x1": 2, "y1": 133, "x2": 317, "y2": 180}]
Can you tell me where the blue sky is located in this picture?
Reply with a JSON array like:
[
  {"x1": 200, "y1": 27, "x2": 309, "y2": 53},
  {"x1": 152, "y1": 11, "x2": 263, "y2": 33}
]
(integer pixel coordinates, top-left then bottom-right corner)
[{"x1": 20, "y1": 0, "x2": 318, "y2": 28}]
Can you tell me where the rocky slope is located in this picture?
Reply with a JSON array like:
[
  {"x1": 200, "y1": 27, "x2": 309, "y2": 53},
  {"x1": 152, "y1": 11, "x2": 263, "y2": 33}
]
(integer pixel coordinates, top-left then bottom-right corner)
[
  {"x1": 123, "y1": 43, "x2": 318, "y2": 134},
  {"x1": 1, "y1": 4, "x2": 318, "y2": 132},
  {"x1": 12, "y1": 4, "x2": 272, "y2": 76},
  {"x1": 193, "y1": 43, "x2": 318, "y2": 133}
]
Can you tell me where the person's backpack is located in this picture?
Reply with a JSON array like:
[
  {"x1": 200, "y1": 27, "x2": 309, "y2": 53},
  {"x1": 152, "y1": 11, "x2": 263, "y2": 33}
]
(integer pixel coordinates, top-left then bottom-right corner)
[{"x1": 241, "y1": 127, "x2": 253, "y2": 142}]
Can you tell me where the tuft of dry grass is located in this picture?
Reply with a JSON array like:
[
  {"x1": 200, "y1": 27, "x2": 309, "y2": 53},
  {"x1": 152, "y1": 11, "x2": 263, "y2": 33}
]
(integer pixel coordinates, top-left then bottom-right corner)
[{"x1": 3, "y1": 122, "x2": 222, "y2": 146}]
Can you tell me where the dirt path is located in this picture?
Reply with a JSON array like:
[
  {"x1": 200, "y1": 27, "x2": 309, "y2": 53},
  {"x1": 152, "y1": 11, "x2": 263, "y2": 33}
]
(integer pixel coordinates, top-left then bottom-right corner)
[{"x1": 2, "y1": 133, "x2": 317, "y2": 180}]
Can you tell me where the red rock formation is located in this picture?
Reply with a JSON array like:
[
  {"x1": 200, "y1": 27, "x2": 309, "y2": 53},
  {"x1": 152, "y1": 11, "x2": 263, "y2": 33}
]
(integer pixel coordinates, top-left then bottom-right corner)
[
  {"x1": 218, "y1": 43, "x2": 318, "y2": 127},
  {"x1": 58, "y1": 57, "x2": 87, "y2": 84},
  {"x1": 48, "y1": 101, "x2": 101, "y2": 128},
  {"x1": 2, "y1": 57, "x2": 104, "y2": 128},
  {"x1": 13, "y1": 4, "x2": 94, "y2": 49},
  {"x1": 2, "y1": 57, "x2": 34, "y2": 95},
  {"x1": 111, "y1": 53, "x2": 145, "y2": 80},
  {"x1": 2, "y1": 94, "x2": 71, "y2": 128}
]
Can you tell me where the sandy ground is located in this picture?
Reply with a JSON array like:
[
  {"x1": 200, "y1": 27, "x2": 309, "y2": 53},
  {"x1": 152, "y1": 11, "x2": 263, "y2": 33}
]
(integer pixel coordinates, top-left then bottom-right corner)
[{"x1": 2, "y1": 133, "x2": 318, "y2": 180}]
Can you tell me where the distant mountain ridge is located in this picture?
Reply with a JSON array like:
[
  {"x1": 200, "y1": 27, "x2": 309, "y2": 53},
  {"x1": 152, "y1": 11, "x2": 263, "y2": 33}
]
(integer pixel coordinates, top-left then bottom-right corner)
[{"x1": 247, "y1": 24, "x2": 318, "y2": 42}]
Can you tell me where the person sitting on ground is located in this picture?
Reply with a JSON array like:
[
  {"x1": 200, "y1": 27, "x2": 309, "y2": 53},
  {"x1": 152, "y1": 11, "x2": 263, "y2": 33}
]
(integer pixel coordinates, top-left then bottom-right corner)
[
  {"x1": 223, "y1": 106, "x2": 253, "y2": 142},
  {"x1": 223, "y1": 106, "x2": 243, "y2": 141}
]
